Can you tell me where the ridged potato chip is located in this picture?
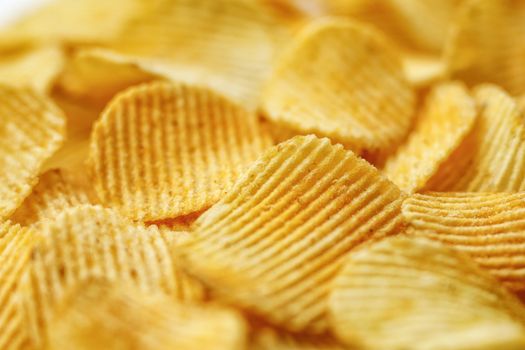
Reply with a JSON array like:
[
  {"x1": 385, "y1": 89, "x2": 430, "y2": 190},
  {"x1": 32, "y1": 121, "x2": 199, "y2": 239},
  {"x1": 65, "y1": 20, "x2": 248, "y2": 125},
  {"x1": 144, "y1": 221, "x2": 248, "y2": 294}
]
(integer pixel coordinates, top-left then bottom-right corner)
[
  {"x1": 0, "y1": 84, "x2": 66, "y2": 220},
  {"x1": 384, "y1": 82, "x2": 476, "y2": 193},
  {"x1": 403, "y1": 192, "x2": 525, "y2": 291},
  {"x1": 0, "y1": 45, "x2": 64, "y2": 93},
  {"x1": 22, "y1": 205, "x2": 203, "y2": 347},
  {"x1": 107, "y1": 0, "x2": 290, "y2": 108},
  {"x1": 48, "y1": 279, "x2": 246, "y2": 350},
  {"x1": 178, "y1": 135, "x2": 405, "y2": 333},
  {"x1": 426, "y1": 85, "x2": 525, "y2": 192},
  {"x1": 89, "y1": 81, "x2": 272, "y2": 221},
  {"x1": 329, "y1": 236, "x2": 525, "y2": 350},
  {"x1": 262, "y1": 18, "x2": 415, "y2": 154},
  {"x1": 10, "y1": 168, "x2": 95, "y2": 227},
  {"x1": 0, "y1": 222, "x2": 34, "y2": 350},
  {"x1": 445, "y1": 0, "x2": 525, "y2": 95},
  {"x1": 0, "y1": 0, "x2": 143, "y2": 49}
]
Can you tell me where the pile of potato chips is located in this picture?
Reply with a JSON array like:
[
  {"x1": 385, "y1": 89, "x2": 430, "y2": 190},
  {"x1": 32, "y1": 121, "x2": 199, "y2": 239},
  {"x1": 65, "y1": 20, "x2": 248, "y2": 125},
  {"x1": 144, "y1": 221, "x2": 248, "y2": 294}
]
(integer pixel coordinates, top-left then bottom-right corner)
[{"x1": 2, "y1": 0, "x2": 525, "y2": 349}]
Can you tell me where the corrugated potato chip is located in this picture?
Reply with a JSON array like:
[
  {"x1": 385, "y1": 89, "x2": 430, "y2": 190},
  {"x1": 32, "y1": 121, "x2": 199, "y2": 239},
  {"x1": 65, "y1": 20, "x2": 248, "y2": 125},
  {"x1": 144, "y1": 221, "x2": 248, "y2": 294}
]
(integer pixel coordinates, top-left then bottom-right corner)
[
  {"x1": 426, "y1": 85, "x2": 525, "y2": 192},
  {"x1": 23, "y1": 205, "x2": 203, "y2": 347},
  {"x1": 9, "y1": 168, "x2": 95, "y2": 227},
  {"x1": 48, "y1": 279, "x2": 246, "y2": 350},
  {"x1": 89, "y1": 81, "x2": 272, "y2": 221},
  {"x1": 445, "y1": 0, "x2": 525, "y2": 95},
  {"x1": 262, "y1": 18, "x2": 415, "y2": 154},
  {"x1": 107, "y1": 0, "x2": 290, "y2": 108},
  {"x1": 403, "y1": 192, "x2": 525, "y2": 291},
  {"x1": 0, "y1": 45, "x2": 63, "y2": 93},
  {"x1": 329, "y1": 236, "x2": 525, "y2": 350},
  {"x1": 178, "y1": 135, "x2": 405, "y2": 333},
  {"x1": 0, "y1": 222, "x2": 34, "y2": 350},
  {"x1": 0, "y1": 84, "x2": 66, "y2": 220},
  {"x1": 384, "y1": 82, "x2": 476, "y2": 193}
]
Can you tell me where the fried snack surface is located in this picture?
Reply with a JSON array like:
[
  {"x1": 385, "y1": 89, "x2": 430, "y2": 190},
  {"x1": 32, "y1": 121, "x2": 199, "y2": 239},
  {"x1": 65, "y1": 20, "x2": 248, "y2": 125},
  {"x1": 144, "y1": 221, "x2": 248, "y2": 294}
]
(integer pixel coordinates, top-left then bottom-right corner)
[
  {"x1": 178, "y1": 135, "x2": 405, "y2": 333},
  {"x1": 89, "y1": 82, "x2": 271, "y2": 221}
]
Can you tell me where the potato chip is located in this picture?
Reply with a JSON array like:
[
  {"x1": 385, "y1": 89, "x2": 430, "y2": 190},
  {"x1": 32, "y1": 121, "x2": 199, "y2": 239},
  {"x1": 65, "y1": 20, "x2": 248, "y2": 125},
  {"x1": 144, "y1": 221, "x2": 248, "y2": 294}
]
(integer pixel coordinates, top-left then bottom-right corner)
[
  {"x1": 57, "y1": 48, "x2": 159, "y2": 108},
  {"x1": 445, "y1": 0, "x2": 525, "y2": 95},
  {"x1": 0, "y1": 222, "x2": 34, "y2": 350},
  {"x1": 177, "y1": 135, "x2": 405, "y2": 333},
  {"x1": 107, "y1": 0, "x2": 290, "y2": 108},
  {"x1": 401, "y1": 54, "x2": 446, "y2": 88},
  {"x1": 403, "y1": 192, "x2": 525, "y2": 291},
  {"x1": 42, "y1": 91, "x2": 102, "y2": 172},
  {"x1": 329, "y1": 236, "x2": 525, "y2": 350},
  {"x1": 0, "y1": 0, "x2": 143, "y2": 48},
  {"x1": 89, "y1": 81, "x2": 272, "y2": 221},
  {"x1": 384, "y1": 82, "x2": 476, "y2": 193},
  {"x1": 22, "y1": 205, "x2": 204, "y2": 347},
  {"x1": 261, "y1": 18, "x2": 415, "y2": 154},
  {"x1": 48, "y1": 279, "x2": 246, "y2": 350},
  {"x1": 0, "y1": 84, "x2": 66, "y2": 220},
  {"x1": 426, "y1": 85, "x2": 525, "y2": 192},
  {"x1": 325, "y1": 0, "x2": 461, "y2": 53},
  {"x1": 9, "y1": 168, "x2": 95, "y2": 227},
  {"x1": 251, "y1": 327, "x2": 346, "y2": 350},
  {"x1": 0, "y1": 45, "x2": 64, "y2": 93}
]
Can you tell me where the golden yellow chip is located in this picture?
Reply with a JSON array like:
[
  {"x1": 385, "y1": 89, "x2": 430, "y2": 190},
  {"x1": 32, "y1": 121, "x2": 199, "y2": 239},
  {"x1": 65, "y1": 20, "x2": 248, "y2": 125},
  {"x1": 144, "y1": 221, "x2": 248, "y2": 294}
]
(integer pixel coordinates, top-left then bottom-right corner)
[
  {"x1": 89, "y1": 81, "x2": 272, "y2": 221},
  {"x1": 401, "y1": 54, "x2": 446, "y2": 88},
  {"x1": 403, "y1": 192, "x2": 525, "y2": 292},
  {"x1": 9, "y1": 168, "x2": 96, "y2": 227},
  {"x1": 0, "y1": 221, "x2": 34, "y2": 350},
  {"x1": 251, "y1": 327, "x2": 346, "y2": 350},
  {"x1": 426, "y1": 84, "x2": 525, "y2": 192},
  {"x1": 325, "y1": 0, "x2": 462, "y2": 53},
  {"x1": 48, "y1": 280, "x2": 241, "y2": 350},
  {"x1": 329, "y1": 236, "x2": 525, "y2": 350},
  {"x1": 178, "y1": 135, "x2": 405, "y2": 333},
  {"x1": 42, "y1": 91, "x2": 102, "y2": 172},
  {"x1": 0, "y1": 84, "x2": 66, "y2": 220},
  {"x1": 106, "y1": 0, "x2": 290, "y2": 108},
  {"x1": 48, "y1": 279, "x2": 246, "y2": 350},
  {"x1": 0, "y1": 0, "x2": 143, "y2": 48},
  {"x1": 22, "y1": 205, "x2": 204, "y2": 347},
  {"x1": 0, "y1": 45, "x2": 64, "y2": 93},
  {"x1": 57, "y1": 48, "x2": 159, "y2": 108},
  {"x1": 384, "y1": 82, "x2": 476, "y2": 193},
  {"x1": 445, "y1": 0, "x2": 525, "y2": 95},
  {"x1": 262, "y1": 18, "x2": 415, "y2": 154}
]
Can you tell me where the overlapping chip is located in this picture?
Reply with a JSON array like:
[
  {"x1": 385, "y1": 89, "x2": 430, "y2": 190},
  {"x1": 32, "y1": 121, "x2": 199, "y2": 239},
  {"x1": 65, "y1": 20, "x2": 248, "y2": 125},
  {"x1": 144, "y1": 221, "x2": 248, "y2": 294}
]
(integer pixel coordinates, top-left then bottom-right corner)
[
  {"x1": 178, "y1": 135, "x2": 405, "y2": 333},
  {"x1": 0, "y1": 45, "x2": 64, "y2": 93},
  {"x1": 0, "y1": 221, "x2": 34, "y2": 350},
  {"x1": 22, "y1": 205, "x2": 203, "y2": 347},
  {"x1": 401, "y1": 54, "x2": 446, "y2": 88},
  {"x1": 48, "y1": 279, "x2": 246, "y2": 350},
  {"x1": 89, "y1": 81, "x2": 272, "y2": 221},
  {"x1": 262, "y1": 18, "x2": 415, "y2": 154},
  {"x1": 403, "y1": 192, "x2": 525, "y2": 291},
  {"x1": 426, "y1": 85, "x2": 525, "y2": 192},
  {"x1": 9, "y1": 168, "x2": 95, "y2": 227},
  {"x1": 0, "y1": 84, "x2": 66, "y2": 220},
  {"x1": 329, "y1": 236, "x2": 525, "y2": 350},
  {"x1": 384, "y1": 82, "x2": 476, "y2": 193},
  {"x1": 251, "y1": 327, "x2": 346, "y2": 350},
  {"x1": 106, "y1": 0, "x2": 290, "y2": 108},
  {"x1": 445, "y1": 0, "x2": 525, "y2": 95}
]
